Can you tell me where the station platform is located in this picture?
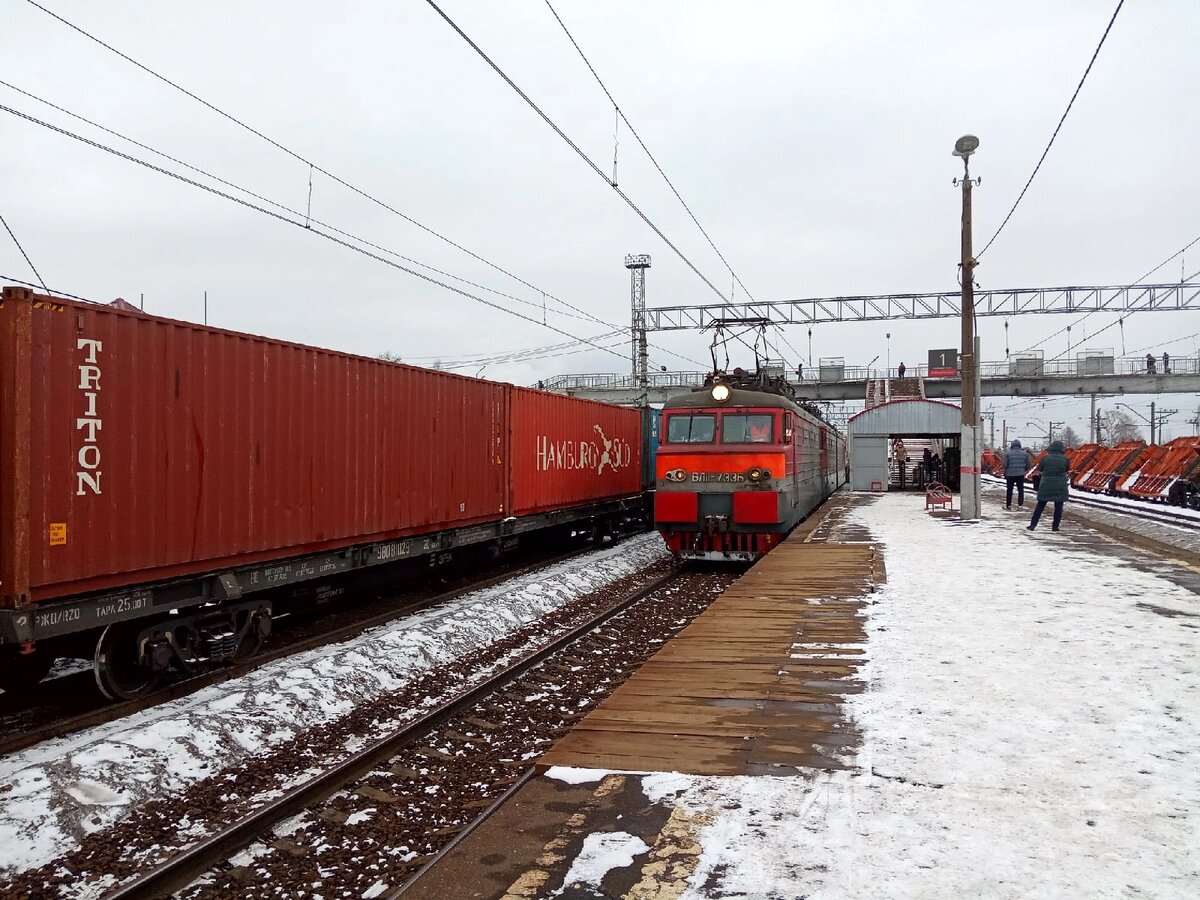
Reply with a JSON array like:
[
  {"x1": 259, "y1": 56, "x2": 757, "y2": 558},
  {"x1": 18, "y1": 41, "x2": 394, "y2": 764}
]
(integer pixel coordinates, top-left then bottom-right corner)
[{"x1": 405, "y1": 490, "x2": 1199, "y2": 899}]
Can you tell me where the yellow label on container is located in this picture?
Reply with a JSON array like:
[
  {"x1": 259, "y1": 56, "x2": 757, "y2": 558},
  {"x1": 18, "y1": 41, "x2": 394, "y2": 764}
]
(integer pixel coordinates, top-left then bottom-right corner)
[{"x1": 49, "y1": 523, "x2": 67, "y2": 546}]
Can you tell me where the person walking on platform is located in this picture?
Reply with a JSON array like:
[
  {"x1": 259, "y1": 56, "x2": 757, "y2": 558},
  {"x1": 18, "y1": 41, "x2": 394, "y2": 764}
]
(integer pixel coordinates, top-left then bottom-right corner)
[
  {"x1": 1146, "y1": 353, "x2": 1156, "y2": 374},
  {"x1": 1027, "y1": 440, "x2": 1069, "y2": 532},
  {"x1": 894, "y1": 440, "x2": 908, "y2": 488},
  {"x1": 1003, "y1": 439, "x2": 1031, "y2": 509},
  {"x1": 898, "y1": 361, "x2": 907, "y2": 378},
  {"x1": 1163, "y1": 351, "x2": 1170, "y2": 374},
  {"x1": 923, "y1": 447, "x2": 933, "y2": 482}
]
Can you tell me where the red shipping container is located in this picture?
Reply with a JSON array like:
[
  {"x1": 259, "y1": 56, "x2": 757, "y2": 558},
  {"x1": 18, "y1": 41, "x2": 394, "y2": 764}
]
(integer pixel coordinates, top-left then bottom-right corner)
[
  {"x1": 1, "y1": 288, "x2": 508, "y2": 605},
  {"x1": 507, "y1": 386, "x2": 642, "y2": 516}
]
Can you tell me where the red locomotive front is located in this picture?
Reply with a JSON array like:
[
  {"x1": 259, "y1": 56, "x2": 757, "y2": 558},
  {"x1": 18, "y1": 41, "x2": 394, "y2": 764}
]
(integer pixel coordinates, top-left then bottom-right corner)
[{"x1": 654, "y1": 379, "x2": 842, "y2": 562}]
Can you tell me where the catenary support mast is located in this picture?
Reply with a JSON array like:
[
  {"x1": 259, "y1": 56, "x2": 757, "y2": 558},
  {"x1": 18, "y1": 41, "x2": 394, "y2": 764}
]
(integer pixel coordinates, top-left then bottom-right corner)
[{"x1": 626, "y1": 254, "x2": 651, "y2": 408}]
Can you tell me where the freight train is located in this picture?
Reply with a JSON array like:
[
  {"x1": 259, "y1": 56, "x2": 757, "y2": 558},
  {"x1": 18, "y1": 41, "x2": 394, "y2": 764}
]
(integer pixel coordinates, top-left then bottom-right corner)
[
  {"x1": 985, "y1": 438, "x2": 1200, "y2": 509},
  {"x1": 654, "y1": 372, "x2": 845, "y2": 561},
  {"x1": 0, "y1": 287, "x2": 651, "y2": 699}
]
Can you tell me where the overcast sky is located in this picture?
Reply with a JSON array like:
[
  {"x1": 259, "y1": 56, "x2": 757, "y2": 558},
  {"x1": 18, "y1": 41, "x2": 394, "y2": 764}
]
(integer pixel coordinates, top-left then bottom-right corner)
[{"x1": 2, "y1": 0, "x2": 1197, "y2": 440}]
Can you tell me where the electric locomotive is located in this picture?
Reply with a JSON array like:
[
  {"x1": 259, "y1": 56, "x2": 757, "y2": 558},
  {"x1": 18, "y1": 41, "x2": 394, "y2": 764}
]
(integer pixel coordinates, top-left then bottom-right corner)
[{"x1": 654, "y1": 371, "x2": 844, "y2": 561}]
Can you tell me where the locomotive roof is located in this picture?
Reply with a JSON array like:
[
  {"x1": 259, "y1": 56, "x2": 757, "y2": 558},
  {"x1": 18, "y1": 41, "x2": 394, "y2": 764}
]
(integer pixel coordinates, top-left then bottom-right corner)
[{"x1": 663, "y1": 386, "x2": 803, "y2": 412}]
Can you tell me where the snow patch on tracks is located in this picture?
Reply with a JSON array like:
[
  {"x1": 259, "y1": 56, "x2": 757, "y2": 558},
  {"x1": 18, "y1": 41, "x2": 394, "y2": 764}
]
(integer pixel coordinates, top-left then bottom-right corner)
[{"x1": 0, "y1": 535, "x2": 666, "y2": 879}]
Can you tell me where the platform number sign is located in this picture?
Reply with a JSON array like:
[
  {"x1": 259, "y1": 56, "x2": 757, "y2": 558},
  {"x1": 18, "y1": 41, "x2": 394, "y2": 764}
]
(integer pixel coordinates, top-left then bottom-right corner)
[{"x1": 928, "y1": 348, "x2": 958, "y2": 377}]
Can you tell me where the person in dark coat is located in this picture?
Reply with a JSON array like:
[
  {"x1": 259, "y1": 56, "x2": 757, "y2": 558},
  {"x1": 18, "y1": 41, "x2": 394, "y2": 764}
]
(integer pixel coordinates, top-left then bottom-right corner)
[
  {"x1": 1003, "y1": 439, "x2": 1031, "y2": 509},
  {"x1": 897, "y1": 361, "x2": 906, "y2": 378},
  {"x1": 1163, "y1": 351, "x2": 1170, "y2": 374},
  {"x1": 1027, "y1": 440, "x2": 1069, "y2": 532},
  {"x1": 1146, "y1": 353, "x2": 1156, "y2": 374}
]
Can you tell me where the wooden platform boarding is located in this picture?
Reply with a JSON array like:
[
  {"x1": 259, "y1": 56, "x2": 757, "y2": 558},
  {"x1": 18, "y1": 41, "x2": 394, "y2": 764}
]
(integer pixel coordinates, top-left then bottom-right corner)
[{"x1": 539, "y1": 524, "x2": 883, "y2": 776}]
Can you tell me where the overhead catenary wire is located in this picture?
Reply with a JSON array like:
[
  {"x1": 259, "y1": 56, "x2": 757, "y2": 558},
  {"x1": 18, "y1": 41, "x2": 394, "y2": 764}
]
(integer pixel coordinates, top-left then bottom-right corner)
[
  {"x1": 0, "y1": 79, "x2": 596, "y2": 327},
  {"x1": 0, "y1": 210, "x2": 48, "y2": 291},
  {"x1": 0, "y1": 265, "x2": 630, "y2": 367},
  {"x1": 1019, "y1": 231, "x2": 1200, "y2": 355},
  {"x1": 977, "y1": 0, "x2": 1124, "y2": 259},
  {"x1": 420, "y1": 0, "x2": 730, "y2": 305},
  {"x1": 1043, "y1": 265, "x2": 1200, "y2": 361},
  {"x1": 541, "y1": 0, "x2": 755, "y2": 304},
  {"x1": 0, "y1": 273, "x2": 93, "y2": 303},
  {"x1": 0, "y1": 103, "x2": 637, "y2": 363},
  {"x1": 20, "y1": 0, "x2": 706, "y2": 369}
]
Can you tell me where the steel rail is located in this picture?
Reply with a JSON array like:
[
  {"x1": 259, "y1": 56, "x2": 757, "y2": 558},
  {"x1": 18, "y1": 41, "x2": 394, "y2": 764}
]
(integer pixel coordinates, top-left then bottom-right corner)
[
  {"x1": 1065, "y1": 494, "x2": 1199, "y2": 531},
  {"x1": 0, "y1": 545, "x2": 599, "y2": 759},
  {"x1": 389, "y1": 766, "x2": 539, "y2": 898},
  {"x1": 101, "y1": 567, "x2": 681, "y2": 899},
  {"x1": 984, "y1": 475, "x2": 1199, "y2": 531}
]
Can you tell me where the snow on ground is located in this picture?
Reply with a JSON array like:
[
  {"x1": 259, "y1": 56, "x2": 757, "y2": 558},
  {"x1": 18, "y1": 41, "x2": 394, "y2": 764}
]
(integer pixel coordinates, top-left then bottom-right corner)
[
  {"x1": 553, "y1": 495, "x2": 1200, "y2": 898},
  {"x1": 0, "y1": 535, "x2": 666, "y2": 879}
]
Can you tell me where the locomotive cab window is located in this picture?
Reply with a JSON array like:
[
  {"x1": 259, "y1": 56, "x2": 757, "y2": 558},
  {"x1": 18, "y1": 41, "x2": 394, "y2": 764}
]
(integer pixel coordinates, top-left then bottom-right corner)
[
  {"x1": 666, "y1": 413, "x2": 716, "y2": 443},
  {"x1": 723, "y1": 414, "x2": 774, "y2": 443}
]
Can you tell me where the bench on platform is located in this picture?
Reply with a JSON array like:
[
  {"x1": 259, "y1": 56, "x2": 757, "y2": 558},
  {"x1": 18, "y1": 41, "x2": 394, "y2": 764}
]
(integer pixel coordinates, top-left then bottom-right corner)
[{"x1": 925, "y1": 482, "x2": 952, "y2": 511}]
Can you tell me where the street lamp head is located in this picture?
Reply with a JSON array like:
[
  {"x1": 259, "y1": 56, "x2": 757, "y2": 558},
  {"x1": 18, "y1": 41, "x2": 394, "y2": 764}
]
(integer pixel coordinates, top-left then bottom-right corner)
[{"x1": 953, "y1": 134, "x2": 980, "y2": 158}]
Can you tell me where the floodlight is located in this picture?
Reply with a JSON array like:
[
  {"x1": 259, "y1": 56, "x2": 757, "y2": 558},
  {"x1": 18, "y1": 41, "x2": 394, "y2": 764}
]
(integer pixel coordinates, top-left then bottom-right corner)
[
  {"x1": 711, "y1": 384, "x2": 731, "y2": 402},
  {"x1": 953, "y1": 134, "x2": 980, "y2": 158}
]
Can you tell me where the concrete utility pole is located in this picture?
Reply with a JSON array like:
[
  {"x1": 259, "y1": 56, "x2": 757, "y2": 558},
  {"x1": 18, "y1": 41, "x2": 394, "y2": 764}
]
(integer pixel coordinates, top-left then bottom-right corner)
[
  {"x1": 953, "y1": 134, "x2": 982, "y2": 519},
  {"x1": 1150, "y1": 400, "x2": 1156, "y2": 444},
  {"x1": 625, "y1": 254, "x2": 651, "y2": 407}
]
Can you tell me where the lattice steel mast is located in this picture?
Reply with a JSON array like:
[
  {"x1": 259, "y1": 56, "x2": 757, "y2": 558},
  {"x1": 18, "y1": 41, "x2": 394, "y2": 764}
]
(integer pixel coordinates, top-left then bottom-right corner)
[{"x1": 626, "y1": 254, "x2": 651, "y2": 406}]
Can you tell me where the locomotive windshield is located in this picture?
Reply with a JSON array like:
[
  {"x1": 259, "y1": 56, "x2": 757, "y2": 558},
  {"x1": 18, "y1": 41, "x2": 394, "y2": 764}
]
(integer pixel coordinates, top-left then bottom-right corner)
[
  {"x1": 723, "y1": 414, "x2": 774, "y2": 443},
  {"x1": 666, "y1": 414, "x2": 716, "y2": 443}
]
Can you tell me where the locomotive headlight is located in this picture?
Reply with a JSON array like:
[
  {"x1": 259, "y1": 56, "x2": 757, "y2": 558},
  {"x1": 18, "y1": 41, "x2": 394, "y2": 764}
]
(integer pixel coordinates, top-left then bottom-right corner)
[
  {"x1": 666, "y1": 468, "x2": 688, "y2": 482},
  {"x1": 711, "y1": 383, "x2": 730, "y2": 402},
  {"x1": 747, "y1": 467, "x2": 772, "y2": 482}
]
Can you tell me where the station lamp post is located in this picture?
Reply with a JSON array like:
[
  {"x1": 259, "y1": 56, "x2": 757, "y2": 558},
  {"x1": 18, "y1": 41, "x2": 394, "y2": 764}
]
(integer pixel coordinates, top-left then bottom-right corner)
[{"x1": 953, "y1": 134, "x2": 982, "y2": 520}]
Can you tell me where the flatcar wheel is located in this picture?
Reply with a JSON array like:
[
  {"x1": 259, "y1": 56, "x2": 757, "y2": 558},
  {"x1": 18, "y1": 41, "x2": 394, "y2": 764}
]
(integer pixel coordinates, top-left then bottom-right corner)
[
  {"x1": 94, "y1": 623, "x2": 161, "y2": 701},
  {"x1": 0, "y1": 647, "x2": 56, "y2": 693}
]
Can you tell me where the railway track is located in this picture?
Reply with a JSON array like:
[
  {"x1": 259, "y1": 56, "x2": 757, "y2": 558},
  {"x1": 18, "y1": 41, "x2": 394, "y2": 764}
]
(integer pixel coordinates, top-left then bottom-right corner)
[
  {"x1": 0, "y1": 543, "x2": 603, "y2": 759},
  {"x1": 4, "y1": 566, "x2": 731, "y2": 899},
  {"x1": 982, "y1": 475, "x2": 1199, "y2": 532},
  {"x1": 1065, "y1": 493, "x2": 1200, "y2": 531}
]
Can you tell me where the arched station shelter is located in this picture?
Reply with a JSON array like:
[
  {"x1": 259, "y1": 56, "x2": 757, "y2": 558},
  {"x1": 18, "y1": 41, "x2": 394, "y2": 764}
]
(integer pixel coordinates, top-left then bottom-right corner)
[{"x1": 847, "y1": 398, "x2": 963, "y2": 491}]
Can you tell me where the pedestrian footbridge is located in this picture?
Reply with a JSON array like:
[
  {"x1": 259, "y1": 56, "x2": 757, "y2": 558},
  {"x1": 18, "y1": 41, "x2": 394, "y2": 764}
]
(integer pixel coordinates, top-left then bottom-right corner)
[{"x1": 544, "y1": 354, "x2": 1200, "y2": 404}]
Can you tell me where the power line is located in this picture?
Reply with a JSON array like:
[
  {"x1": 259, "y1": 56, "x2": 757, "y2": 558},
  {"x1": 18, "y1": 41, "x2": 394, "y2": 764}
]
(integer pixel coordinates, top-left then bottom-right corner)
[
  {"x1": 20, "y1": 0, "x2": 683, "y2": 359},
  {"x1": 0, "y1": 273, "x2": 93, "y2": 303},
  {"x1": 542, "y1": 0, "x2": 755, "y2": 303},
  {"x1": 406, "y1": 330, "x2": 623, "y2": 364},
  {"x1": 0, "y1": 210, "x2": 48, "y2": 291},
  {"x1": 15, "y1": 7, "x2": 706, "y2": 370},
  {"x1": 420, "y1": 0, "x2": 730, "y2": 305},
  {"x1": 1, "y1": 103, "x2": 636, "y2": 362},
  {"x1": 1019, "y1": 231, "x2": 1200, "y2": 355},
  {"x1": 978, "y1": 0, "x2": 1124, "y2": 259},
  {"x1": 0, "y1": 78, "x2": 601, "y2": 328},
  {"x1": 1044, "y1": 265, "x2": 1200, "y2": 361}
]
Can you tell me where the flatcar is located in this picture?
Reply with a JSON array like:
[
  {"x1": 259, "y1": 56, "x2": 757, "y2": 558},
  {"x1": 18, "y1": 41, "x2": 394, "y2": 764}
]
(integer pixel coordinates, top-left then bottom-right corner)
[
  {"x1": 0, "y1": 286, "x2": 648, "y2": 698},
  {"x1": 654, "y1": 375, "x2": 844, "y2": 561}
]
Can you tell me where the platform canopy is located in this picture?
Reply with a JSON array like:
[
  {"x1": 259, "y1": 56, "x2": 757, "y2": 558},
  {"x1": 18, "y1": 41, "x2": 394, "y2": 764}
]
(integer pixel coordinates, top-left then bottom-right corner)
[
  {"x1": 846, "y1": 398, "x2": 962, "y2": 439},
  {"x1": 847, "y1": 399, "x2": 962, "y2": 492}
]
